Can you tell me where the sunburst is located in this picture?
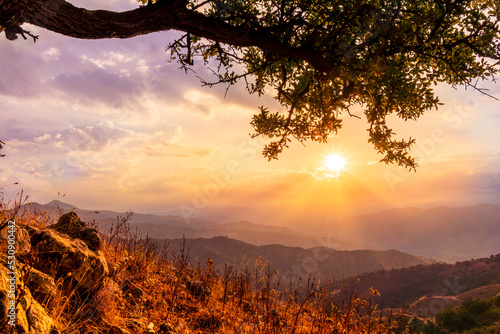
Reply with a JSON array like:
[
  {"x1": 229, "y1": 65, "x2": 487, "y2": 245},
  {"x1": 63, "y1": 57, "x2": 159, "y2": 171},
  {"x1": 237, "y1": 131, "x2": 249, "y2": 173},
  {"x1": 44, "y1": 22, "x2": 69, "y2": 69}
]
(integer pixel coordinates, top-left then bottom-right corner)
[{"x1": 324, "y1": 153, "x2": 346, "y2": 172}]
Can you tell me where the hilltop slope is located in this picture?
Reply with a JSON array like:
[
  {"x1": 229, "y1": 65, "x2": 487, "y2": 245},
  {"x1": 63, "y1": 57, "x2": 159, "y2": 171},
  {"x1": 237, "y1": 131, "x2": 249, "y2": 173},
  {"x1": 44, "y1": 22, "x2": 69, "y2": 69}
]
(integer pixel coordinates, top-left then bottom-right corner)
[
  {"x1": 1, "y1": 206, "x2": 399, "y2": 333},
  {"x1": 339, "y1": 253, "x2": 500, "y2": 308}
]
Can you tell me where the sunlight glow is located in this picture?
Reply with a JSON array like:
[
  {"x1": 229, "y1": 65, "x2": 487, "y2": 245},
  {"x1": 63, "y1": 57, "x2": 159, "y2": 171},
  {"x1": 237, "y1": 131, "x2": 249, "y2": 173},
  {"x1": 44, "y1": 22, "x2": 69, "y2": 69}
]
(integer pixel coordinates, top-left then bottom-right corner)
[{"x1": 325, "y1": 153, "x2": 346, "y2": 172}]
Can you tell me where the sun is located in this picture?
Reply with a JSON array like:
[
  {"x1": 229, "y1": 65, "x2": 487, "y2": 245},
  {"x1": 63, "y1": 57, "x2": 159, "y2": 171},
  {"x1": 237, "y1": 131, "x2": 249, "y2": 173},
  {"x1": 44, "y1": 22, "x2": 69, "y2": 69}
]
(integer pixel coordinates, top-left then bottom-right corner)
[{"x1": 324, "y1": 153, "x2": 346, "y2": 172}]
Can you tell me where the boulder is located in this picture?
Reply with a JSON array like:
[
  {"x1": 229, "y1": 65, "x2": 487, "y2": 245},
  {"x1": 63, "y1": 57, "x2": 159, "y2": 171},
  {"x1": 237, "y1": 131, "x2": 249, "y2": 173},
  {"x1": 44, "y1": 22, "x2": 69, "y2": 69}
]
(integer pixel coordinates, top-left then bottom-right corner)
[
  {"x1": 25, "y1": 267, "x2": 58, "y2": 303},
  {"x1": 51, "y1": 212, "x2": 103, "y2": 251},
  {"x1": 0, "y1": 223, "x2": 31, "y2": 256},
  {"x1": 0, "y1": 264, "x2": 59, "y2": 334},
  {"x1": 28, "y1": 227, "x2": 108, "y2": 294}
]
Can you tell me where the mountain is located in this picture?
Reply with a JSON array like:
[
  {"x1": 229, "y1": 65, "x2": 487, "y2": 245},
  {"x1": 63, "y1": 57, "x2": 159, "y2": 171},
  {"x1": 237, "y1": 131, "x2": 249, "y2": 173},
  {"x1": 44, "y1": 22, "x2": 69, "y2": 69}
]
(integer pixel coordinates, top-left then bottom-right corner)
[
  {"x1": 325, "y1": 204, "x2": 500, "y2": 262},
  {"x1": 21, "y1": 200, "x2": 355, "y2": 249},
  {"x1": 163, "y1": 236, "x2": 435, "y2": 283},
  {"x1": 24, "y1": 201, "x2": 500, "y2": 263},
  {"x1": 2, "y1": 208, "x2": 400, "y2": 333},
  {"x1": 338, "y1": 253, "x2": 500, "y2": 308}
]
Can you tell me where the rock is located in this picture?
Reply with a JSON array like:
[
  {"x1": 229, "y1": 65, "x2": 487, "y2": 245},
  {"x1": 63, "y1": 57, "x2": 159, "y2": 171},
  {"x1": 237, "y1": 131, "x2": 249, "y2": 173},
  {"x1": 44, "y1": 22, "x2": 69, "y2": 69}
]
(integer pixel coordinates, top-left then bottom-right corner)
[
  {"x1": 0, "y1": 263, "x2": 59, "y2": 334},
  {"x1": 28, "y1": 227, "x2": 108, "y2": 294},
  {"x1": 25, "y1": 267, "x2": 58, "y2": 303},
  {"x1": 56, "y1": 211, "x2": 85, "y2": 229},
  {"x1": 51, "y1": 212, "x2": 103, "y2": 251},
  {"x1": 0, "y1": 223, "x2": 31, "y2": 256},
  {"x1": 186, "y1": 280, "x2": 211, "y2": 299}
]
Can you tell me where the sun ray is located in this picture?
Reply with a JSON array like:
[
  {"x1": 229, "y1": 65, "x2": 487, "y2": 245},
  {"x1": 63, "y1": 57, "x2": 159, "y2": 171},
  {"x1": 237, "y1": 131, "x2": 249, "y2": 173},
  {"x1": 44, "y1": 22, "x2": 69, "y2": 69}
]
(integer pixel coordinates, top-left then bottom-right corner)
[{"x1": 325, "y1": 153, "x2": 346, "y2": 172}]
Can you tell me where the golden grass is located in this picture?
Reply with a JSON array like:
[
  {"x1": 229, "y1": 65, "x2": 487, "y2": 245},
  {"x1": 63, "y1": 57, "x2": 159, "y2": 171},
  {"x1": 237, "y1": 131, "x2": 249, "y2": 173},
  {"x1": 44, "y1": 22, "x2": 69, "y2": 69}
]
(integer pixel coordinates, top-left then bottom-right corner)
[{"x1": 1, "y1": 196, "x2": 402, "y2": 333}]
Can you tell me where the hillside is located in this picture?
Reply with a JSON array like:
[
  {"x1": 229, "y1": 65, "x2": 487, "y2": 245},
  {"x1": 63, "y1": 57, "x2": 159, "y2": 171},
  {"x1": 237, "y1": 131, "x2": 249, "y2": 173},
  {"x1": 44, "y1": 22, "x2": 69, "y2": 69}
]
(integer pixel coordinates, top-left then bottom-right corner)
[
  {"x1": 338, "y1": 253, "x2": 500, "y2": 308},
  {"x1": 1, "y1": 205, "x2": 399, "y2": 333},
  {"x1": 163, "y1": 236, "x2": 435, "y2": 283},
  {"x1": 404, "y1": 291, "x2": 500, "y2": 333},
  {"x1": 406, "y1": 284, "x2": 500, "y2": 319}
]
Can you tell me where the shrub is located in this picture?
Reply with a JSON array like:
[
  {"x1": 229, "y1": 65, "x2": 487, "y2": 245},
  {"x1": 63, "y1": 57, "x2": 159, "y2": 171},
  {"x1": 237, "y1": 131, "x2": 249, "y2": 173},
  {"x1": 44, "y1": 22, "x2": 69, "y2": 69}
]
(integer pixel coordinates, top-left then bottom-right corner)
[
  {"x1": 436, "y1": 308, "x2": 476, "y2": 331},
  {"x1": 462, "y1": 299, "x2": 492, "y2": 315}
]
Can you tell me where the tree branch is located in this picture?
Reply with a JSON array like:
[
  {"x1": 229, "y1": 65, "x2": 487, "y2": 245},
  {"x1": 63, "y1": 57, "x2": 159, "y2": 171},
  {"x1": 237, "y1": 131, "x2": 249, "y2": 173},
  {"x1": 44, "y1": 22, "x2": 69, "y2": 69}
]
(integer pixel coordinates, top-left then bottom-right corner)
[{"x1": 1, "y1": 0, "x2": 339, "y2": 77}]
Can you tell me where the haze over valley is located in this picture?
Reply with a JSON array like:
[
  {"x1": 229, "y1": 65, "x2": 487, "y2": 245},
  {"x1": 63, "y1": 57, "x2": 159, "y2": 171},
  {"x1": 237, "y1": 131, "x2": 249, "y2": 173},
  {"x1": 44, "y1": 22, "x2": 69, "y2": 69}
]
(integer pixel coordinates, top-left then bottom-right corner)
[{"x1": 24, "y1": 200, "x2": 500, "y2": 264}]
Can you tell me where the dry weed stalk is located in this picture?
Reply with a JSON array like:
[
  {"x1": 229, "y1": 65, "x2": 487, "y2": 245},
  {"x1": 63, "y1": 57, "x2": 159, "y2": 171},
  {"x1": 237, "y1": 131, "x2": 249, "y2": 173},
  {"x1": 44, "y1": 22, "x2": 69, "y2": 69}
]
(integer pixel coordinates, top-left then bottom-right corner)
[{"x1": 1, "y1": 197, "x2": 402, "y2": 333}]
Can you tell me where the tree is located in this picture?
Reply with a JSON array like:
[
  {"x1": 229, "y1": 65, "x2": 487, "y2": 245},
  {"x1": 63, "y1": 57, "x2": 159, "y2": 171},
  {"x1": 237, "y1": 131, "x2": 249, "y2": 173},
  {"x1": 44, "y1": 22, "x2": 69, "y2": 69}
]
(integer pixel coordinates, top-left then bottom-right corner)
[{"x1": 1, "y1": 0, "x2": 499, "y2": 168}]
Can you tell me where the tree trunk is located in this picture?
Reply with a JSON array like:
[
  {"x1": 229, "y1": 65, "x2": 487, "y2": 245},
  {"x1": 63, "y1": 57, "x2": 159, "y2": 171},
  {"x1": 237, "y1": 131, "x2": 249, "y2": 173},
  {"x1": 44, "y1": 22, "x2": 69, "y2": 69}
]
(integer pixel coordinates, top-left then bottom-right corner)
[{"x1": 0, "y1": 0, "x2": 338, "y2": 76}]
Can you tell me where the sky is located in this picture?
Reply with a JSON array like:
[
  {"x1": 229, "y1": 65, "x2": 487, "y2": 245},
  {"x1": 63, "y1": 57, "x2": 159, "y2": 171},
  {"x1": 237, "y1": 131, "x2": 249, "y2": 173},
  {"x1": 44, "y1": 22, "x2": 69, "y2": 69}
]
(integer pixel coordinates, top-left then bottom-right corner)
[{"x1": 1, "y1": 0, "x2": 500, "y2": 228}]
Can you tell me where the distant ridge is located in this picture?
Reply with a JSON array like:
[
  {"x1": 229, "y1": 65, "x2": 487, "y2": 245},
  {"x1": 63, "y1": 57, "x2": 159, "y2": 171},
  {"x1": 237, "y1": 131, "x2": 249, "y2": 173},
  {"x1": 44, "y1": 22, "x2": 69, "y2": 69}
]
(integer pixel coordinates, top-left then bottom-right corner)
[
  {"x1": 23, "y1": 201, "x2": 500, "y2": 263},
  {"x1": 43, "y1": 200, "x2": 76, "y2": 211},
  {"x1": 21, "y1": 201, "x2": 349, "y2": 249},
  {"x1": 163, "y1": 236, "x2": 436, "y2": 283}
]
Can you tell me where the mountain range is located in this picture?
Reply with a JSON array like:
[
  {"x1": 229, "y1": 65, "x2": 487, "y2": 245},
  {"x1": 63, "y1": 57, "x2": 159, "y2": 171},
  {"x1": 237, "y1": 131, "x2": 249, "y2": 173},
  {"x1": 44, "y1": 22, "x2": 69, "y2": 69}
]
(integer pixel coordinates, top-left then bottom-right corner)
[
  {"x1": 19, "y1": 200, "x2": 500, "y2": 312},
  {"x1": 22, "y1": 200, "x2": 500, "y2": 263},
  {"x1": 21, "y1": 200, "x2": 355, "y2": 249},
  {"x1": 162, "y1": 236, "x2": 435, "y2": 283}
]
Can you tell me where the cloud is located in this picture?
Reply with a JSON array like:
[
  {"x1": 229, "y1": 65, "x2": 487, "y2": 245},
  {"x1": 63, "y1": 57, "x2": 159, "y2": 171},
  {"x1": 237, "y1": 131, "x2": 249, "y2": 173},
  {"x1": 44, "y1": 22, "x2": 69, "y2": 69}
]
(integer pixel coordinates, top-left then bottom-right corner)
[
  {"x1": 30, "y1": 122, "x2": 128, "y2": 153},
  {"x1": 0, "y1": 118, "x2": 44, "y2": 142},
  {"x1": 80, "y1": 52, "x2": 133, "y2": 69},
  {"x1": 42, "y1": 47, "x2": 61, "y2": 61},
  {"x1": 182, "y1": 90, "x2": 220, "y2": 116},
  {"x1": 28, "y1": 120, "x2": 183, "y2": 154},
  {"x1": 51, "y1": 68, "x2": 138, "y2": 107},
  {"x1": 0, "y1": 166, "x2": 16, "y2": 183},
  {"x1": 13, "y1": 162, "x2": 51, "y2": 178},
  {"x1": 0, "y1": 41, "x2": 45, "y2": 98}
]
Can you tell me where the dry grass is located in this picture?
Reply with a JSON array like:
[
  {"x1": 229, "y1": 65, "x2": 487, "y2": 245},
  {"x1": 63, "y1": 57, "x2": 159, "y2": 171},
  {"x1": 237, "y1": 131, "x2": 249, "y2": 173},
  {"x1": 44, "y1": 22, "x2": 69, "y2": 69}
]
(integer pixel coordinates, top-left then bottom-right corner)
[{"x1": 1, "y1": 196, "x2": 403, "y2": 333}]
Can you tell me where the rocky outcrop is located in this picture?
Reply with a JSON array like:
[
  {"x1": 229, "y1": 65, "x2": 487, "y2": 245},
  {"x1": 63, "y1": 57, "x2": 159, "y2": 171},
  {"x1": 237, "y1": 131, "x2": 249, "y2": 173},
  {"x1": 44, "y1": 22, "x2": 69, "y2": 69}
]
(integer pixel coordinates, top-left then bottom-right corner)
[
  {"x1": 28, "y1": 226, "x2": 108, "y2": 294},
  {"x1": 0, "y1": 221, "x2": 31, "y2": 256},
  {"x1": 0, "y1": 263, "x2": 58, "y2": 334},
  {"x1": 25, "y1": 267, "x2": 57, "y2": 302},
  {"x1": 51, "y1": 212, "x2": 103, "y2": 252},
  {"x1": 0, "y1": 212, "x2": 109, "y2": 333}
]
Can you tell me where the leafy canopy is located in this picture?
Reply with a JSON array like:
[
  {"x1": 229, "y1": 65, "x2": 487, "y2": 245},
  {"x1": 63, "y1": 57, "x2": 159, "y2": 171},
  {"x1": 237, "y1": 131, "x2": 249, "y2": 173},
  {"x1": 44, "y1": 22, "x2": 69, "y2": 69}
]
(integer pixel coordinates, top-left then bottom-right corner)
[
  {"x1": 3, "y1": 0, "x2": 498, "y2": 168},
  {"x1": 165, "y1": 0, "x2": 500, "y2": 169}
]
